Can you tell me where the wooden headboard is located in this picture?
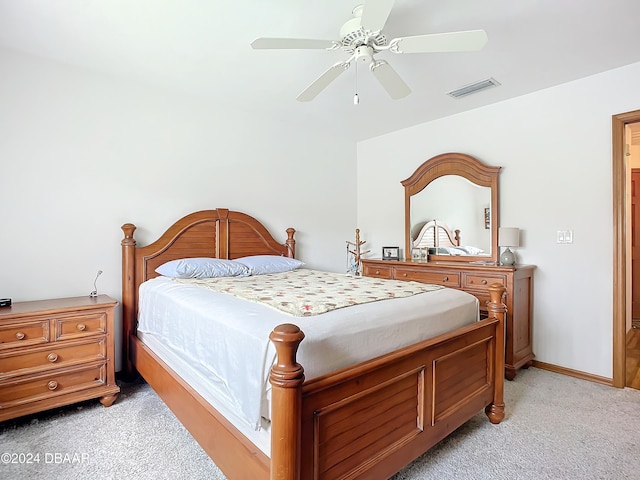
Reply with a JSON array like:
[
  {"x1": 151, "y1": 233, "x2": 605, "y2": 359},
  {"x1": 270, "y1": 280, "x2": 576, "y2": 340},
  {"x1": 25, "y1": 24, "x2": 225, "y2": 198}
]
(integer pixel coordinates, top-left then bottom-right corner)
[
  {"x1": 120, "y1": 208, "x2": 295, "y2": 377},
  {"x1": 412, "y1": 219, "x2": 461, "y2": 249}
]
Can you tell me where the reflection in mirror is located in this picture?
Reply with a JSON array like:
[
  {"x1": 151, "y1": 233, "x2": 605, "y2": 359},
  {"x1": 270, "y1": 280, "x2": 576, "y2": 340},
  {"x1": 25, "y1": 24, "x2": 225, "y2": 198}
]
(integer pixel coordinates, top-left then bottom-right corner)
[
  {"x1": 410, "y1": 175, "x2": 492, "y2": 256},
  {"x1": 402, "y1": 152, "x2": 501, "y2": 263}
]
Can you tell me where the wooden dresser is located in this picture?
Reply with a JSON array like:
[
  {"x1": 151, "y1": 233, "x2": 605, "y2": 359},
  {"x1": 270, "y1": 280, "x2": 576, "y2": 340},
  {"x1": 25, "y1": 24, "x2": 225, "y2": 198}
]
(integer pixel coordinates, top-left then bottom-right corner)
[
  {"x1": 0, "y1": 295, "x2": 120, "y2": 421},
  {"x1": 362, "y1": 259, "x2": 535, "y2": 380}
]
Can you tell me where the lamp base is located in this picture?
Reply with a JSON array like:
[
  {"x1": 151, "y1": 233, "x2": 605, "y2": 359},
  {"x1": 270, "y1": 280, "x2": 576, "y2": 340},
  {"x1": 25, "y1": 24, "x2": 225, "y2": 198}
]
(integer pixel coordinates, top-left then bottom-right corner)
[{"x1": 500, "y1": 247, "x2": 516, "y2": 266}]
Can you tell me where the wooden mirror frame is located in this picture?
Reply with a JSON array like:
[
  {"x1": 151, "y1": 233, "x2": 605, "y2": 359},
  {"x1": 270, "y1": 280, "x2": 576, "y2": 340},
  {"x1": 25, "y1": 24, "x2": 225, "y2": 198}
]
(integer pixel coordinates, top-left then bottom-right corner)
[{"x1": 402, "y1": 152, "x2": 501, "y2": 263}]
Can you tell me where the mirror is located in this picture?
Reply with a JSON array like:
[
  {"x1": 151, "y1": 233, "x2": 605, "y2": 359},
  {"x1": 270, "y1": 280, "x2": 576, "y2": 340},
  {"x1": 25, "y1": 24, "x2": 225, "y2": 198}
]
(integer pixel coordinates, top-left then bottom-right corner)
[{"x1": 402, "y1": 153, "x2": 501, "y2": 263}]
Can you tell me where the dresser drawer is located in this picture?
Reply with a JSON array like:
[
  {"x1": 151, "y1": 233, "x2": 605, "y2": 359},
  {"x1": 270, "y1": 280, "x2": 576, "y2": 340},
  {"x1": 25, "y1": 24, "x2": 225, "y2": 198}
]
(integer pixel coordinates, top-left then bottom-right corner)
[
  {"x1": 468, "y1": 292, "x2": 491, "y2": 312},
  {"x1": 394, "y1": 267, "x2": 461, "y2": 288},
  {"x1": 462, "y1": 273, "x2": 506, "y2": 291},
  {"x1": 0, "y1": 338, "x2": 106, "y2": 379},
  {"x1": 0, "y1": 363, "x2": 107, "y2": 408},
  {"x1": 53, "y1": 312, "x2": 107, "y2": 341},
  {"x1": 363, "y1": 264, "x2": 393, "y2": 279},
  {"x1": 0, "y1": 320, "x2": 50, "y2": 350}
]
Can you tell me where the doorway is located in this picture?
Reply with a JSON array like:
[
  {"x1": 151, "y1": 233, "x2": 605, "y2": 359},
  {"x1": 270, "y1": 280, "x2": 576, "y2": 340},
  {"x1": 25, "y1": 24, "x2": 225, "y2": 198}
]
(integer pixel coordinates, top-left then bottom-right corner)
[
  {"x1": 612, "y1": 110, "x2": 640, "y2": 388},
  {"x1": 632, "y1": 169, "x2": 640, "y2": 327}
]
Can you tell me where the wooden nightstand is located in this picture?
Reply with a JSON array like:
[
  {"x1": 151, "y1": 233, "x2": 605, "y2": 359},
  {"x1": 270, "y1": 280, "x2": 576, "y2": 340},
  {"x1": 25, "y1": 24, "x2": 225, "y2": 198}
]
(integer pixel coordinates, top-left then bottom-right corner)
[{"x1": 0, "y1": 295, "x2": 120, "y2": 421}]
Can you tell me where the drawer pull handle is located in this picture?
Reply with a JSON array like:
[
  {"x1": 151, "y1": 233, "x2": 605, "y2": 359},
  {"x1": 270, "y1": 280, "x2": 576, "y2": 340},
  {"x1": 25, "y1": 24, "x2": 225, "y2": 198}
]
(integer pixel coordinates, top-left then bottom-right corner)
[
  {"x1": 47, "y1": 381, "x2": 58, "y2": 391},
  {"x1": 77, "y1": 323, "x2": 86, "y2": 331},
  {"x1": 482, "y1": 280, "x2": 488, "y2": 285},
  {"x1": 443, "y1": 276, "x2": 449, "y2": 282},
  {"x1": 47, "y1": 353, "x2": 58, "y2": 363},
  {"x1": 402, "y1": 273, "x2": 407, "y2": 277},
  {"x1": 375, "y1": 270, "x2": 380, "y2": 275},
  {"x1": 15, "y1": 332, "x2": 25, "y2": 340}
]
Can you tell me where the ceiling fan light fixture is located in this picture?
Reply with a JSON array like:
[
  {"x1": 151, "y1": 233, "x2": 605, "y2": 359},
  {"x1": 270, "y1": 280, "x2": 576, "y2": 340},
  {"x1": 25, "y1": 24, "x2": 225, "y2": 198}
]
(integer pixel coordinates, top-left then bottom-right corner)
[{"x1": 447, "y1": 77, "x2": 500, "y2": 99}]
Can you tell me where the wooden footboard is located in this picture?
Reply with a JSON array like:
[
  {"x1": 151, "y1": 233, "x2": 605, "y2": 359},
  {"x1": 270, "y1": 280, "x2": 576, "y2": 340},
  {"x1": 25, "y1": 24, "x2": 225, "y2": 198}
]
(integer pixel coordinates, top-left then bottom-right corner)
[{"x1": 269, "y1": 284, "x2": 505, "y2": 480}]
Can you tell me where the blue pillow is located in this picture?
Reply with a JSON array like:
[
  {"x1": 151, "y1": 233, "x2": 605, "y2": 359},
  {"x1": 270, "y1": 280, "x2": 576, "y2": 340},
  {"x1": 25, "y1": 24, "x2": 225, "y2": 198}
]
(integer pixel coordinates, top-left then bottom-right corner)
[
  {"x1": 155, "y1": 258, "x2": 250, "y2": 279},
  {"x1": 235, "y1": 255, "x2": 304, "y2": 275}
]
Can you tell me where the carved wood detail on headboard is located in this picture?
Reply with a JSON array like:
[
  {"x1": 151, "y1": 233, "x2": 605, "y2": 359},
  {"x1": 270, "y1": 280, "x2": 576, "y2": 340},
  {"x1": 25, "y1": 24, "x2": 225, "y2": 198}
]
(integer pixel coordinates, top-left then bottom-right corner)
[{"x1": 120, "y1": 208, "x2": 296, "y2": 378}]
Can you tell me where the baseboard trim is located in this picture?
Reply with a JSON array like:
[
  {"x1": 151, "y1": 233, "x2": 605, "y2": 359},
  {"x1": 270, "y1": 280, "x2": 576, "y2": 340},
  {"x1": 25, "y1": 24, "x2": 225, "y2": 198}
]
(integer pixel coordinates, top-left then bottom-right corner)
[{"x1": 531, "y1": 360, "x2": 614, "y2": 387}]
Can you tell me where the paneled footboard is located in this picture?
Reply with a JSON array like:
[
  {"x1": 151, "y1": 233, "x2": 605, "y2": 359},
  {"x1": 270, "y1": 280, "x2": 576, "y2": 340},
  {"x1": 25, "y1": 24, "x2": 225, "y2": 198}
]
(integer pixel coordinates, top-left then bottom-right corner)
[{"x1": 270, "y1": 284, "x2": 505, "y2": 480}]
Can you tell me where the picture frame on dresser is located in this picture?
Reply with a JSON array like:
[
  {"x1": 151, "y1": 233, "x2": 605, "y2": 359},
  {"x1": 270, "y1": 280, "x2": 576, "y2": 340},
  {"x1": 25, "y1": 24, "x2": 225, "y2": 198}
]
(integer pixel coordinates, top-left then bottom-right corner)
[
  {"x1": 411, "y1": 248, "x2": 428, "y2": 262},
  {"x1": 382, "y1": 246, "x2": 400, "y2": 260}
]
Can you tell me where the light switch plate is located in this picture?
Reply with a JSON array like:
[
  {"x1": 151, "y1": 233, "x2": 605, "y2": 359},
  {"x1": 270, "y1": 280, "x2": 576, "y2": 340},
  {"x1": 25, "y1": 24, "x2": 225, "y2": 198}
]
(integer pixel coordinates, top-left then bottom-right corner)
[
  {"x1": 564, "y1": 230, "x2": 573, "y2": 243},
  {"x1": 557, "y1": 230, "x2": 573, "y2": 244}
]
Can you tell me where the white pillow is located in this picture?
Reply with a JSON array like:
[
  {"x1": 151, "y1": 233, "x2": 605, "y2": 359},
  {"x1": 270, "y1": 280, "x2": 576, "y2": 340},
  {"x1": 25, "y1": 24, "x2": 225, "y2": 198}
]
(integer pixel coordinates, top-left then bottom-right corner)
[
  {"x1": 235, "y1": 255, "x2": 304, "y2": 275},
  {"x1": 155, "y1": 258, "x2": 250, "y2": 279},
  {"x1": 458, "y1": 245, "x2": 485, "y2": 255}
]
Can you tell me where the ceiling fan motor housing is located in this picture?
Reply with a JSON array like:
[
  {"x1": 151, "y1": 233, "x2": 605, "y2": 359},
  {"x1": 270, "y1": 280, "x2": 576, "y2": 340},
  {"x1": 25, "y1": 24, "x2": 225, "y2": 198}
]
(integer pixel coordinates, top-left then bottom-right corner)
[
  {"x1": 355, "y1": 45, "x2": 374, "y2": 64},
  {"x1": 339, "y1": 8, "x2": 387, "y2": 54}
]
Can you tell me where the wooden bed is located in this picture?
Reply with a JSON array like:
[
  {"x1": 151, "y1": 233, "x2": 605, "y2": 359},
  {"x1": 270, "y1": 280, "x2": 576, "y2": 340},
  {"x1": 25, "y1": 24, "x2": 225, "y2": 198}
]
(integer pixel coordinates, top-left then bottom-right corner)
[{"x1": 121, "y1": 208, "x2": 506, "y2": 480}]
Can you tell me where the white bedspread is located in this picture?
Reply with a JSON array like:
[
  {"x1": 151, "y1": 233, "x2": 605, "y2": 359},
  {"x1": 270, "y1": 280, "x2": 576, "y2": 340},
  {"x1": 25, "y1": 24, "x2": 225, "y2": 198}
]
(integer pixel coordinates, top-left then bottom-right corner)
[{"x1": 137, "y1": 272, "x2": 479, "y2": 433}]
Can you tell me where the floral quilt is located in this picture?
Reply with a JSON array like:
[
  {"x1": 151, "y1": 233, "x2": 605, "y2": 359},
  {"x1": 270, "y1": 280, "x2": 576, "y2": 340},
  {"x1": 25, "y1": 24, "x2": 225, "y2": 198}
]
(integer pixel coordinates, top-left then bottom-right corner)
[{"x1": 176, "y1": 268, "x2": 443, "y2": 317}]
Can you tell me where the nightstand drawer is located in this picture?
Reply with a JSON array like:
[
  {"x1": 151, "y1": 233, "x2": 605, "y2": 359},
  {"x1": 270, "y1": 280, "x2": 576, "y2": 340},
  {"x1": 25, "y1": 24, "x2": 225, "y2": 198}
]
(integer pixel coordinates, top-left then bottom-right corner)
[
  {"x1": 0, "y1": 338, "x2": 106, "y2": 379},
  {"x1": 463, "y1": 273, "x2": 506, "y2": 291},
  {"x1": 363, "y1": 264, "x2": 393, "y2": 279},
  {"x1": 53, "y1": 312, "x2": 107, "y2": 341},
  {"x1": 0, "y1": 363, "x2": 107, "y2": 408},
  {"x1": 0, "y1": 320, "x2": 50, "y2": 350},
  {"x1": 394, "y1": 268, "x2": 461, "y2": 288}
]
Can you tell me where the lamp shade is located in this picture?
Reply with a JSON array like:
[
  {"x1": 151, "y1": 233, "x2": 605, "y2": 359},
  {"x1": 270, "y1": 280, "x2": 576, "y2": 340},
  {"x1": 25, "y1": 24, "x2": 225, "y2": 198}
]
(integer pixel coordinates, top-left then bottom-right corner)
[{"x1": 498, "y1": 227, "x2": 520, "y2": 247}]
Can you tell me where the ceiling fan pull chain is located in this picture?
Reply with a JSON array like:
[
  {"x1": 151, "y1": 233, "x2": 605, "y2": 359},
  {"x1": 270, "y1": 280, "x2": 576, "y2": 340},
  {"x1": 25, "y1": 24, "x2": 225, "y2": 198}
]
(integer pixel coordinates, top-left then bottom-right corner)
[{"x1": 354, "y1": 61, "x2": 359, "y2": 104}]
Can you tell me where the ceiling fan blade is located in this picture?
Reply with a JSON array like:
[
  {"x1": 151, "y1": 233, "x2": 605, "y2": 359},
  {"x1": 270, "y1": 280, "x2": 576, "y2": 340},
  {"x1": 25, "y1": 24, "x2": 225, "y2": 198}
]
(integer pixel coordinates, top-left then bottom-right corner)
[
  {"x1": 297, "y1": 62, "x2": 350, "y2": 102},
  {"x1": 390, "y1": 29, "x2": 488, "y2": 54},
  {"x1": 370, "y1": 60, "x2": 411, "y2": 99},
  {"x1": 251, "y1": 38, "x2": 337, "y2": 50},
  {"x1": 360, "y1": 0, "x2": 395, "y2": 32}
]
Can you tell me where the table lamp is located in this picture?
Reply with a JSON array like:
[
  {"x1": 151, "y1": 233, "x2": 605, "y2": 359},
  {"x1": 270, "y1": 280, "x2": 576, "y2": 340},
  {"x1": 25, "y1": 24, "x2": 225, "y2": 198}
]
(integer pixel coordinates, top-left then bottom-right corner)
[{"x1": 499, "y1": 227, "x2": 520, "y2": 266}]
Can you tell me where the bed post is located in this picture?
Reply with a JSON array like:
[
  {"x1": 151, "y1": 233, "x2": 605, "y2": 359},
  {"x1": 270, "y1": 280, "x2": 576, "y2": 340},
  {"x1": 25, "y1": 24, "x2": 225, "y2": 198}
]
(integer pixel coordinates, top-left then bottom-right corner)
[
  {"x1": 485, "y1": 283, "x2": 506, "y2": 424},
  {"x1": 285, "y1": 228, "x2": 296, "y2": 258},
  {"x1": 269, "y1": 324, "x2": 305, "y2": 480},
  {"x1": 121, "y1": 223, "x2": 137, "y2": 380}
]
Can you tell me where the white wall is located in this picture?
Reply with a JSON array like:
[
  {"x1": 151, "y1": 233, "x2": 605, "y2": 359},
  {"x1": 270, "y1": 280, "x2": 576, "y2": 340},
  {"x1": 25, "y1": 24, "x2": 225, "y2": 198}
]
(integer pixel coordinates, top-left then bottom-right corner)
[
  {"x1": 4, "y1": 43, "x2": 639, "y2": 380},
  {"x1": 357, "y1": 61, "x2": 640, "y2": 379},
  {"x1": 0, "y1": 47, "x2": 356, "y2": 368}
]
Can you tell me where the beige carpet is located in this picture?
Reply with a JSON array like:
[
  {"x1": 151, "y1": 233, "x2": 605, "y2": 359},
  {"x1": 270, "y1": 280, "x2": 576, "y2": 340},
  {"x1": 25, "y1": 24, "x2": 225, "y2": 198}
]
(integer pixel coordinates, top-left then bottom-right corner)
[{"x1": 2, "y1": 367, "x2": 640, "y2": 479}]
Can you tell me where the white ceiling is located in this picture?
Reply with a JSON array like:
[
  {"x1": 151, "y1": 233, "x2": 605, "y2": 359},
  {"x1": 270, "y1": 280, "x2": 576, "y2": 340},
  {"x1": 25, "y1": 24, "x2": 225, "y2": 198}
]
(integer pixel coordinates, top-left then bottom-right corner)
[{"x1": 1, "y1": 0, "x2": 640, "y2": 141}]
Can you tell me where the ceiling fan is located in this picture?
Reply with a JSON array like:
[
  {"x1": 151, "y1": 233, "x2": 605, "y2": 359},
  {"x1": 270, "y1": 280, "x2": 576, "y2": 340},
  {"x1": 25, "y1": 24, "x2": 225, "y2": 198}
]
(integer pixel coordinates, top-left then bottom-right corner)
[{"x1": 250, "y1": 0, "x2": 488, "y2": 102}]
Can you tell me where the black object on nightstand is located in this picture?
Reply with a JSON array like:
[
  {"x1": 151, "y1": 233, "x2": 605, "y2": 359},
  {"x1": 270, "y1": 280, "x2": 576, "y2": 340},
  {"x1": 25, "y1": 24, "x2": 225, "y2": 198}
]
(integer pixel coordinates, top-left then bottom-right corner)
[{"x1": 0, "y1": 298, "x2": 11, "y2": 307}]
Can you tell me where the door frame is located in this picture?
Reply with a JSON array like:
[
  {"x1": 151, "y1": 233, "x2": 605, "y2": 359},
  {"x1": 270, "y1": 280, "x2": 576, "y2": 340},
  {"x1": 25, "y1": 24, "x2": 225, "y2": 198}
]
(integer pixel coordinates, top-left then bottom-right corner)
[{"x1": 613, "y1": 110, "x2": 640, "y2": 387}]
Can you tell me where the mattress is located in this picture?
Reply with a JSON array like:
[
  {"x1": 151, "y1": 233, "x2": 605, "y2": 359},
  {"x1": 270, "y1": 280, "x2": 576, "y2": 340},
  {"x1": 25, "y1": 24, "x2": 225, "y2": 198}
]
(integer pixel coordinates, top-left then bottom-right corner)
[{"x1": 137, "y1": 272, "x2": 479, "y2": 452}]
